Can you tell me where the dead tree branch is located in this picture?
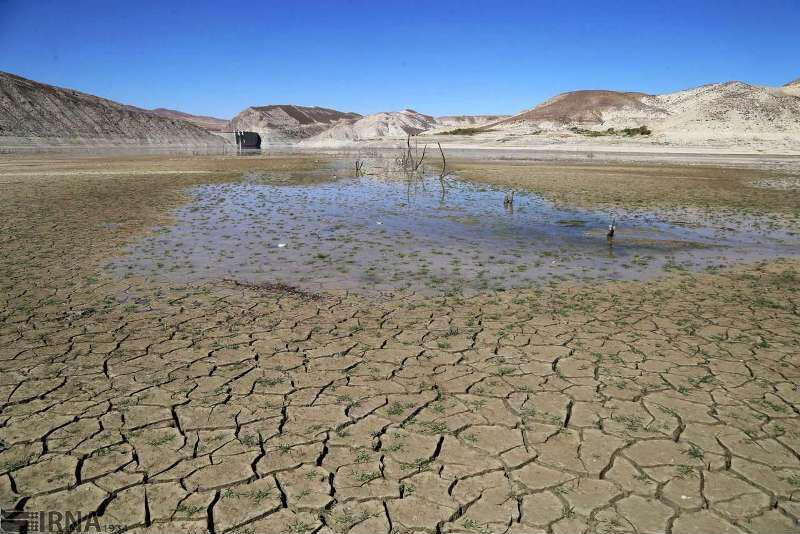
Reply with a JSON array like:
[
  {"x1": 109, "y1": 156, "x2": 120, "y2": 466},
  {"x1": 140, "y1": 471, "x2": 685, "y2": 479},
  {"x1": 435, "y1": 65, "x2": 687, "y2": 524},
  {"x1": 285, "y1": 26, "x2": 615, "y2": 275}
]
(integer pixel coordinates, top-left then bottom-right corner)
[
  {"x1": 437, "y1": 141, "x2": 449, "y2": 179},
  {"x1": 413, "y1": 143, "x2": 427, "y2": 171},
  {"x1": 396, "y1": 133, "x2": 427, "y2": 173}
]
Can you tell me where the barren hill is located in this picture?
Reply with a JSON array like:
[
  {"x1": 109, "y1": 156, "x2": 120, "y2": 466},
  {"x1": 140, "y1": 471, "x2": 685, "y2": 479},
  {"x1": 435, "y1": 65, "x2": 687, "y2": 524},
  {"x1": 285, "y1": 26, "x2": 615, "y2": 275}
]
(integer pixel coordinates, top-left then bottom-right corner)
[
  {"x1": 302, "y1": 109, "x2": 436, "y2": 146},
  {"x1": 492, "y1": 90, "x2": 667, "y2": 128},
  {"x1": 435, "y1": 115, "x2": 509, "y2": 128},
  {"x1": 150, "y1": 108, "x2": 229, "y2": 131},
  {"x1": 653, "y1": 81, "x2": 800, "y2": 142},
  {"x1": 778, "y1": 77, "x2": 800, "y2": 97},
  {"x1": 479, "y1": 81, "x2": 800, "y2": 149},
  {"x1": 0, "y1": 71, "x2": 227, "y2": 147},
  {"x1": 228, "y1": 105, "x2": 361, "y2": 143}
]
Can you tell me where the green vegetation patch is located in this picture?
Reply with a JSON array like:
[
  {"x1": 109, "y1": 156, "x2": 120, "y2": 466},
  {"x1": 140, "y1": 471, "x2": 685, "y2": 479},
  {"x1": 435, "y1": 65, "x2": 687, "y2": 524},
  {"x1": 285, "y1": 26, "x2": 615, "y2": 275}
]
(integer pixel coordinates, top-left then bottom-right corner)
[{"x1": 569, "y1": 125, "x2": 651, "y2": 137}]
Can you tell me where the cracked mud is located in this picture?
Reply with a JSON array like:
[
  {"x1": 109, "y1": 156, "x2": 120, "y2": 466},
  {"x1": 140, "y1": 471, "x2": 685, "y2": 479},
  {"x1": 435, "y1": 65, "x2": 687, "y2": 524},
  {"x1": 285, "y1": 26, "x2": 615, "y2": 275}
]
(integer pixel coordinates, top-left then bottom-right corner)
[{"x1": 1, "y1": 154, "x2": 799, "y2": 534}]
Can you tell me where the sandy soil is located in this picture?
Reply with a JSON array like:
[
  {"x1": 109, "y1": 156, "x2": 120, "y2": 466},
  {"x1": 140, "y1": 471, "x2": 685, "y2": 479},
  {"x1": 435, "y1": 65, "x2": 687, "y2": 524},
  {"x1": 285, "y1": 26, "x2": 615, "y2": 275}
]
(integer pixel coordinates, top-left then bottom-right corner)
[
  {"x1": 1, "y1": 153, "x2": 799, "y2": 534},
  {"x1": 303, "y1": 133, "x2": 800, "y2": 158},
  {"x1": 448, "y1": 159, "x2": 800, "y2": 215}
]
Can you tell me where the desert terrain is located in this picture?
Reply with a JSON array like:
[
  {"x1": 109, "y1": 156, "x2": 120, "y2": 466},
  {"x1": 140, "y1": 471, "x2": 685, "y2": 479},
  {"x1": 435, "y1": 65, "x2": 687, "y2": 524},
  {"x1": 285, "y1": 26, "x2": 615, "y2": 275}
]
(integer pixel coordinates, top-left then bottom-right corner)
[
  {"x1": 1, "y1": 65, "x2": 800, "y2": 534},
  {"x1": 1, "y1": 148, "x2": 799, "y2": 534},
  {"x1": 5, "y1": 71, "x2": 799, "y2": 155},
  {"x1": 0, "y1": 73, "x2": 227, "y2": 150}
]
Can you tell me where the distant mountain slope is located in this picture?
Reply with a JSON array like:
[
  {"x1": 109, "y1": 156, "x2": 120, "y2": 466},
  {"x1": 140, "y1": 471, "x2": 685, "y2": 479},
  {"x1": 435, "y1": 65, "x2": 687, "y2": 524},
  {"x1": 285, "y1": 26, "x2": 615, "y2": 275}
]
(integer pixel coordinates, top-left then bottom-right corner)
[
  {"x1": 483, "y1": 81, "x2": 800, "y2": 145},
  {"x1": 654, "y1": 81, "x2": 800, "y2": 138},
  {"x1": 0, "y1": 71, "x2": 226, "y2": 146},
  {"x1": 435, "y1": 115, "x2": 509, "y2": 128},
  {"x1": 778, "y1": 77, "x2": 800, "y2": 97},
  {"x1": 302, "y1": 109, "x2": 435, "y2": 145},
  {"x1": 150, "y1": 108, "x2": 229, "y2": 131},
  {"x1": 491, "y1": 90, "x2": 667, "y2": 128},
  {"x1": 228, "y1": 104, "x2": 361, "y2": 143}
]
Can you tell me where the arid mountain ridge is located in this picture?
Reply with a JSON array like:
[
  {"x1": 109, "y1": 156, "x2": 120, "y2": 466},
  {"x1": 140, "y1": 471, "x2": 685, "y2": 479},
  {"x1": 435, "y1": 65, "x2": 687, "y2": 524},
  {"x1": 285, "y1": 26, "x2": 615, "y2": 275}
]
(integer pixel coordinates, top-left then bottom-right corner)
[
  {"x1": 0, "y1": 71, "x2": 226, "y2": 147},
  {"x1": 227, "y1": 105, "x2": 362, "y2": 144},
  {"x1": 1, "y1": 70, "x2": 799, "y2": 150},
  {"x1": 149, "y1": 108, "x2": 229, "y2": 132}
]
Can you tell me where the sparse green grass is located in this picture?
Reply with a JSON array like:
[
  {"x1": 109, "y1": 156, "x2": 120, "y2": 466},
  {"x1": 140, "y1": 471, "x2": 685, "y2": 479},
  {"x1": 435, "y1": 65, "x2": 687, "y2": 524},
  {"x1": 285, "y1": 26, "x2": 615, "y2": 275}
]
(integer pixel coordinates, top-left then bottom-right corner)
[
  {"x1": 676, "y1": 464, "x2": 696, "y2": 478},
  {"x1": 1, "y1": 457, "x2": 32, "y2": 472},
  {"x1": 147, "y1": 434, "x2": 176, "y2": 447},
  {"x1": 176, "y1": 503, "x2": 205, "y2": 517},
  {"x1": 249, "y1": 488, "x2": 273, "y2": 504},
  {"x1": 463, "y1": 518, "x2": 492, "y2": 534},
  {"x1": 399, "y1": 457, "x2": 434, "y2": 472},
  {"x1": 685, "y1": 444, "x2": 704, "y2": 459},
  {"x1": 287, "y1": 521, "x2": 312, "y2": 534},
  {"x1": 387, "y1": 400, "x2": 413, "y2": 416},
  {"x1": 568, "y1": 125, "x2": 651, "y2": 137},
  {"x1": 441, "y1": 127, "x2": 493, "y2": 136},
  {"x1": 350, "y1": 470, "x2": 381, "y2": 484}
]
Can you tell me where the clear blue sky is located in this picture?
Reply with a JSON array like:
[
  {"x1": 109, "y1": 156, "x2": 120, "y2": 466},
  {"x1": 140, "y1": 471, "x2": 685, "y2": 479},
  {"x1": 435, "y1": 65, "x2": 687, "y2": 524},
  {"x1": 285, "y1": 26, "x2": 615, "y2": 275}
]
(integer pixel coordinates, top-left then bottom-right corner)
[{"x1": 1, "y1": 0, "x2": 798, "y2": 118}]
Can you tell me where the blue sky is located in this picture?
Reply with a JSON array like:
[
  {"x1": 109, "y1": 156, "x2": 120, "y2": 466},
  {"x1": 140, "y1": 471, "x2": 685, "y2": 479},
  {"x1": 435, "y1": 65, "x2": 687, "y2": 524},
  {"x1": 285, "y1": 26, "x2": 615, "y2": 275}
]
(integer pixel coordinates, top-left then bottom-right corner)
[{"x1": 1, "y1": 0, "x2": 798, "y2": 118}]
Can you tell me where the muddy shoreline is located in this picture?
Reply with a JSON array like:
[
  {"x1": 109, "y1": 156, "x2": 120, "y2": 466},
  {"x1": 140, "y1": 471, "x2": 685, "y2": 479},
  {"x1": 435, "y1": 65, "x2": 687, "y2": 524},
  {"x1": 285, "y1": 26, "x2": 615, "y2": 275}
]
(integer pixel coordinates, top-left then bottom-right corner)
[{"x1": 2, "y1": 152, "x2": 799, "y2": 534}]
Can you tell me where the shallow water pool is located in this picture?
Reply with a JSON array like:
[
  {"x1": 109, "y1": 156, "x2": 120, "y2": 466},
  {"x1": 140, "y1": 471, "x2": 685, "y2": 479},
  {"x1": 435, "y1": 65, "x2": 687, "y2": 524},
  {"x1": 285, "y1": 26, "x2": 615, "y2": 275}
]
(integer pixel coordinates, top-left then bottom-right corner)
[{"x1": 106, "y1": 171, "x2": 800, "y2": 294}]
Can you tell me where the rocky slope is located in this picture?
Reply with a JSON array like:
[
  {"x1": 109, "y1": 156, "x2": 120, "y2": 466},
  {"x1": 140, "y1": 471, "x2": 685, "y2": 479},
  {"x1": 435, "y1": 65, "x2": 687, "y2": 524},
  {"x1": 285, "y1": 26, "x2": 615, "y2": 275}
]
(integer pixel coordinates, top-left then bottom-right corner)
[
  {"x1": 228, "y1": 105, "x2": 360, "y2": 144},
  {"x1": 150, "y1": 108, "x2": 229, "y2": 131},
  {"x1": 0, "y1": 71, "x2": 227, "y2": 147},
  {"x1": 653, "y1": 81, "x2": 800, "y2": 139},
  {"x1": 479, "y1": 80, "x2": 800, "y2": 148},
  {"x1": 301, "y1": 109, "x2": 435, "y2": 145},
  {"x1": 435, "y1": 115, "x2": 509, "y2": 128},
  {"x1": 3, "y1": 69, "x2": 798, "y2": 151},
  {"x1": 301, "y1": 78, "x2": 800, "y2": 150},
  {"x1": 778, "y1": 78, "x2": 800, "y2": 98},
  {"x1": 491, "y1": 90, "x2": 665, "y2": 129}
]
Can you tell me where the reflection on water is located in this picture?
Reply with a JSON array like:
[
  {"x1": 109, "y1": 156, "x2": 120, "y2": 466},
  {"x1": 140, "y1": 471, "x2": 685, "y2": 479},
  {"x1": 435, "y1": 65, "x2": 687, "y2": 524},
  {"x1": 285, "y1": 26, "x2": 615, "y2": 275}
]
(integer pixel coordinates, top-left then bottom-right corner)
[{"x1": 106, "y1": 171, "x2": 800, "y2": 294}]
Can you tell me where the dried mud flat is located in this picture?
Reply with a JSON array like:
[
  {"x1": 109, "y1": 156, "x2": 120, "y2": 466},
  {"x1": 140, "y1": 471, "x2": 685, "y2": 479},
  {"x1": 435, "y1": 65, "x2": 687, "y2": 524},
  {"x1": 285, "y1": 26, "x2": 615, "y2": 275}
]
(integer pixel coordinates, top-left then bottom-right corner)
[{"x1": 1, "y1": 154, "x2": 800, "y2": 534}]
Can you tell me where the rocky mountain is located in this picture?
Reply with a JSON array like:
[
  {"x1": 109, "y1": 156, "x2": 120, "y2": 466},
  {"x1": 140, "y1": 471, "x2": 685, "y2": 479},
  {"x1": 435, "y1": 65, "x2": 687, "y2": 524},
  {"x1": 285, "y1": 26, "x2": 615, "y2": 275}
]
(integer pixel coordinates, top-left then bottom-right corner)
[
  {"x1": 0, "y1": 71, "x2": 227, "y2": 147},
  {"x1": 228, "y1": 105, "x2": 361, "y2": 144},
  {"x1": 150, "y1": 108, "x2": 229, "y2": 131},
  {"x1": 301, "y1": 109, "x2": 435, "y2": 146}
]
